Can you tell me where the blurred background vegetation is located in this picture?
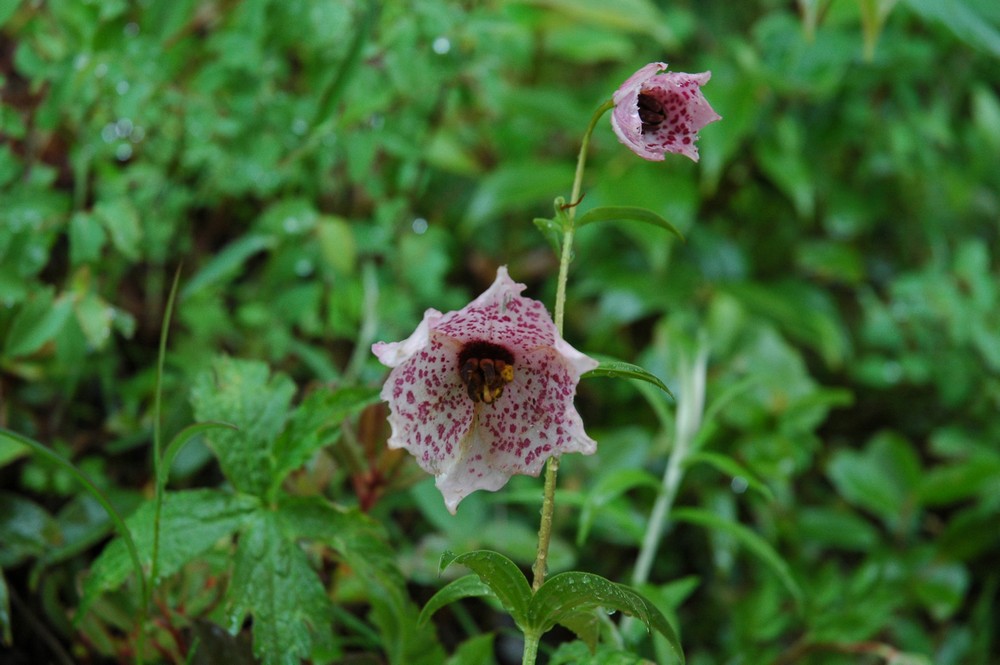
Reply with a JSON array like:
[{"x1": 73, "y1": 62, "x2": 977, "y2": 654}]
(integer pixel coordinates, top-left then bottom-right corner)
[{"x1": 1, "y1": 0, "x2": 999, "y2": 663}]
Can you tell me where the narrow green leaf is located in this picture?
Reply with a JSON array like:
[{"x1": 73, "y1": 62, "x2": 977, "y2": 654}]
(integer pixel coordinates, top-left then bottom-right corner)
[
  {"x1": 576, "y1": 205, "x2": 684, "y2": 241},
  {"x1": 440, "y1": 550, "x2": 532, "y2": 627},
  {"x1": 529, "y1": 572, "x2": 684, "y2": 662},
  {"x1": 180, "y1": 234, "x2": 275, "y2": 300},
  {"x1": 0, "y1": 436, "x2": 29, "y2": 468},
  {"x1": 577, "y1": 468, "x2": 660, "y2": 546},
  {"x1": 903, "y1": 0, "x2": 1000, "y2": 58},
  {"x1": 672, "y1": 507, "x2": 803, "y2": 610},
  {"x1": 583, "y1": 356, "x2": 674, "y2": 398},
  {"x1": 0, "y1": 427, "x2": 149, "y2": 630},
  {"x1": 684, "y1": 452, "x2": 774, "y2": 501},
  {"x1": 418, "y1": 574, "x2": 495, "y2": 625}
]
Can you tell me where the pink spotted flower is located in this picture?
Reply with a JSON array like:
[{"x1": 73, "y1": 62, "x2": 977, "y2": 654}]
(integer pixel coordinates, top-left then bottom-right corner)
[
  {"x1": 372, "y1": 267, "x2": 597, "y2": 513},
  {"x1": 611, "y1": 62, "x2": 721, "y2": 162}
]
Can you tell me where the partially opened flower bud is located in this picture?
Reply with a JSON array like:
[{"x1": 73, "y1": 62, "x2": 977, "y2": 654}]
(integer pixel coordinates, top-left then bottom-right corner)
[
  {"x1": 611, "y1": 62, "x2": 721, "y2": 162},
  {"x1": 372, "y1": 267, "x2": 598, "y2": 513}
]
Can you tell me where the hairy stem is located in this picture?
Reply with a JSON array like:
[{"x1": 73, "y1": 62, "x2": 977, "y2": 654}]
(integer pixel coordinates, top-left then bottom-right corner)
[{"x1": 531, "y1": 99, "x2": 614, "y2": 593}]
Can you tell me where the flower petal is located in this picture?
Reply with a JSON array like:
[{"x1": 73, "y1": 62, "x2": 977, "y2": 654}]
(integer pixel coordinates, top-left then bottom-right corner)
[
  {"x1": 373, "y1": 267, "x2": 597, "y2": 513},
  {"x1": 611, "y1": 63, "x2": 721, "y2": 162}
]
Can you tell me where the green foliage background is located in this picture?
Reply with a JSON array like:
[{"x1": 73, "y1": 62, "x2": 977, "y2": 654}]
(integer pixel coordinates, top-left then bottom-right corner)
[{"x1": 2, "y1": 0, "x2": 999, "y2": 663}]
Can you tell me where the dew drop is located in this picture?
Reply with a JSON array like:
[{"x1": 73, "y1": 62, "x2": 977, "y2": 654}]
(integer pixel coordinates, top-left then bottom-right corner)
[
  {"x1": 291, "y1": 118, "x2": 308, "y2": 135},
  {"x1": 432, "y1": 36, "x2": 451, "y2": 55},
  {"x1": 101, "y1": 123, "x2": 117, "y2": 143},
  {"x1": 115, "y1": 143, "x2": 133, "y2": 161},
  {"x1": 294, "y1": 258, "x2": 314, "y2": 277},
  {"x1": 116, "y1": 80, "x2": 130, "y2": 95},
  {"x1": 730, "y1": 476, "x2": 749, "y2": 494},
  {"x1": 411, "y1": 217, "x2": 428, "y2": 234},
  {"x1": 115, "y1": 117, "x2": 134, "y2": 138}
]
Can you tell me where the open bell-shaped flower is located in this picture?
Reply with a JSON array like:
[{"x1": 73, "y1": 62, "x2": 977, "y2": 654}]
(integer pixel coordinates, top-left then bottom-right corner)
[
  {"x1": 611, "y1": 61, "x2": 721, "y2": 162},
  {"x1": 372, "y1": 267, "x2": 597, "y2": 513}
]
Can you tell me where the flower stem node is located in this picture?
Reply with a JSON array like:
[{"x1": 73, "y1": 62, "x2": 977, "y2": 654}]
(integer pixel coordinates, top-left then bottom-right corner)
[{"x1": 372, "y1": 267, "x2": 598, "y2": 513}]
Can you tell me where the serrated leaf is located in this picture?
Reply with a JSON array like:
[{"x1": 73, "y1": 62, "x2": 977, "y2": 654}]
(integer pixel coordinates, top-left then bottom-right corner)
[
  {"x1": 672, "y1": 507, "x2": 803, "y2": 611},
  {"x1": 229, "y1": 510, "x2": 336, "y2": 665},
  {"x1": 583, "y1": 356, "x2": 674, "y2": 398},
  {"x1": 270, "y1": 385, "x2": 380, "y2": 494},
  {"x1": 440, "y1": 550, "x2": 532, "y2": 627},
  {"x1": 684, "y1": 452, "x2": 774, "y2": 501},
  {"x1": 550, "y1": 641, "x2": 655, "y2": 665},
  {"x1": 576, "y1": 206, "x2": 684, "y2": 241},
  {"x1": 81, "y1": 489, "x2": 256, "y2": 615},
  {"x1": 279, "y1": 496, "x2": 445, "y2": 664},
  {"x1": 2, "y1": 287, "x2": 72, "y2": 359},
  {"x1": 577, "y1": 468, "x2": 660, "y2": 546},
  {"x1": 528, "y1": 572, "x2": 683, "y2": 662},
  {"x1": 418, "y1": 574, "x2": 495, "y2": 625},
  {"x1": 190, "y1": 357, "x2": 296, "y2": 497}
]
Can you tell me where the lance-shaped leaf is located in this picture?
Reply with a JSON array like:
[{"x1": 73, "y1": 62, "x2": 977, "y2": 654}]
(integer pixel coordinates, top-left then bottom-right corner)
[
  {"x1": 672, "y1": 508, "x2": 803, "y2": 611},
  {"x1": 583, "y1": 356, "x2": 674, "y2": 399},
  {"x1": 419, "y1": 575, "x2": 496, "y2": 626},
  {"x1": 683, "y1": 452, "x2": 775, "y2": 501},
  {"x1": 576, "y1": 206, "x2": 684, "y2": 241},
  {"x1": 577, "y1": 468, "x2": 661, "y2": 546},
  {"x1": 439, "y1": 550, "x2": 532, "y2": 628},
  {"x1": 528, "y1": 572, "x2": 684, "y2": 662}
]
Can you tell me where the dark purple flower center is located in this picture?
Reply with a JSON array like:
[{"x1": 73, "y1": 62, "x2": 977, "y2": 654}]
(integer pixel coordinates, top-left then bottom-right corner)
[
  {"x1": 637, "y1": 92, "x2": 666, "y2": 134},
  {"x1": 458, "y1": 341, "x2": 515, "y2": 404}
]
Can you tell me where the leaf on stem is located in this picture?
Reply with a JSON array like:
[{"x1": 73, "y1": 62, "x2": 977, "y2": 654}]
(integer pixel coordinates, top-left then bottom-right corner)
[
  {"x1": 672, "y1": 507, "x2": 803, "y2": 610},
  {"x1": 418, "y1": 575, "x2": 495, "y2": 625},
  {"x1": 683, "y1": 452, "x2": 775, "y2": 501},
  {"x1": 576, "y1": 206, "x2": 684, "y2": 242},
  {"x1": 583, "y1": 356, "x2": 674, "y2": 399},
  {"x1": 439, "y1": 550, "x2": 532, "y2": 627},
  {"x1": 528, "y1": 572, "x2": 684, "y2": 662}
]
